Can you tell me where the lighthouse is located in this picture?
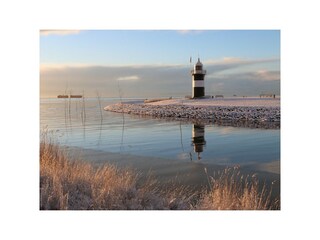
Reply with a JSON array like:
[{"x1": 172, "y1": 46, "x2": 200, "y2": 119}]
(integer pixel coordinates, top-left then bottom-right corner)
[
  {"x1": 191, "y1": 58, "x2": 206, "y2": 98},
  {"x1": 191, "y1": 123, "x2": 206, "y2": 160}
]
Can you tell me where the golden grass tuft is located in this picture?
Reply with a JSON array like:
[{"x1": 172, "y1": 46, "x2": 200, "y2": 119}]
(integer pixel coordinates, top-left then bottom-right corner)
[{"x1": 197, "y1": 167, "x2": 280, "y2": 210}]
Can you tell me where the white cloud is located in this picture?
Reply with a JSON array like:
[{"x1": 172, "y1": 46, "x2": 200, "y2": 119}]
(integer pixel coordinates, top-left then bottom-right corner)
[
  {"x1": 177, "y1": 30, "x2": 205, "y2": 35},
  {"x1": 216, "y1": 57, "x2": 245, "y2": 64},
  {"x1": 40, "y1": 30, "x2": 82, "y2": 36},
  {"x1": 255, "y1": 70, "x2": 280, "y2": 81},
  {"x1": 117, "y1": 75, "x2": 140, "y2": 81},
  {"x1": 204, "y1": 57, "x2": 279, "y2": 66},
  {"x1": 40, "y1": 58, "x2": 280, "y2": 98},
  {"x1": 207, "y1": 70, "x2": 280, "y2": 82}
]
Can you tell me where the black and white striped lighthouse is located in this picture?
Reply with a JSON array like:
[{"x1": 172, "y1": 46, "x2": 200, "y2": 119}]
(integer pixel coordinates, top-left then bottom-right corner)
[{"x1": 191, "y1": 58, "x2": 206, "y2": 98}]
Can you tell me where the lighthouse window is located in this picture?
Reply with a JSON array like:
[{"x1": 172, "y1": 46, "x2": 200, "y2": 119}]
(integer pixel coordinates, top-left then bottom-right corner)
[{"x1": 196, "y1": 66, "x2": 202, "y2": 70}]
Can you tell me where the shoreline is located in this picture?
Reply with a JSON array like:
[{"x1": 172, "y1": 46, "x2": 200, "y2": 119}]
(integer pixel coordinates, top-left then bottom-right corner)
[{"x1": 104, "y1": 98, "x2": 280, "y2": 129}]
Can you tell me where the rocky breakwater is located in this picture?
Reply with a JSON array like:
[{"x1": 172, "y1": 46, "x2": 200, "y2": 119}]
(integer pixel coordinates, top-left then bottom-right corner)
[{"x1": 104, "y1": 102, "x2": 280, "y2": 129}]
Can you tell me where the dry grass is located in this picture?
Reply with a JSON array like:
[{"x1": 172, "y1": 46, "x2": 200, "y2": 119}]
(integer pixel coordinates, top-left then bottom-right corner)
[
  {"x1": 40, "y1": 133, "x2": 192, "y2": 210},
  {"x1": 197, "y1": 167, "x2": 280, "y2": 210},
  {"x1": 40, "y1": 133, "x2": 279, "y2": 210}
]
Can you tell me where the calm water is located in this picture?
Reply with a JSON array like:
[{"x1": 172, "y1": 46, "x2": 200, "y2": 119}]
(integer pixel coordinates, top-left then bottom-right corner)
[{"x1": 40, "y1": 98, "x2": 280, "y2": 188}]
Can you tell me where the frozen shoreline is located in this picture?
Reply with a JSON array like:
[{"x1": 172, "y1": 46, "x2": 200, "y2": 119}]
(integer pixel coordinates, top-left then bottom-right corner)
[{"x1": 104, "y1": 97, "x2": 280, "y2": 128}]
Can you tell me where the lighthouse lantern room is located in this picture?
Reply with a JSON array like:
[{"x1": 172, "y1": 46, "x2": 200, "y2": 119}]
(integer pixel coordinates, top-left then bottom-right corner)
[{"x1": 191, "y1": 58, "x2": 206, "y2": 98}]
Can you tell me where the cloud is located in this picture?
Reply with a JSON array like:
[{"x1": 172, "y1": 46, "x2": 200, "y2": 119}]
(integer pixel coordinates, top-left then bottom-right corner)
[
  {"x1": 205, "y1": 57, "x2": 245, "y2": 64},
  {"x1": 40, "y1": 63, "x2": 91, "y2": 71},
  {"x1": 204, "y1": 57, "x2": 279, "y2": 66},
  {"x1": 208, "y1": 70, "x2": 280, "y2": 81},
  {"x1": 40, "y1": 57, "x2": 280, "y2": 98},
  {"x1": 40, "y1": 63, "x2": 190, "y2": 98},
  {"x1": 255, "y1": 70, "x2": 280, "y2": 81},
  {"x1": 206, "y1": 70, "x2": 280, "y2": 96},
  {"x1": 205, "y1": 57, "x2": 280, "y2": 78},
  {"x1": 40, "y1": 30, "x2": 82, "y2": 36},
  {"x1": 177, "y1": 30, "x2": 205, "y2": 35},
  {"x1": 117, "y1": 75, "x2": 140, "y2": 81}
]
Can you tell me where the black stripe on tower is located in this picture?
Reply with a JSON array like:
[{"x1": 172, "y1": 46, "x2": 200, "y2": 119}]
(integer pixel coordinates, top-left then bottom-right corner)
[
  {"x1": 194, "y1": 74, "x2": 205, "y2": 80},
  {"x1": 193, "y1": 87, "x2": 204, "y2": 97}
]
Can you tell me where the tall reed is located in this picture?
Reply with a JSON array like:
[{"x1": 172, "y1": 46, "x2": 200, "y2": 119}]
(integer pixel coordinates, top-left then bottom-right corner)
[
  {"x1": 81, "y1": 90, "x2": 86, "y2": 126},
  {"x1": 96, "y1": 90, "x2": 103, "y2": 121},
  {"x1": 68, "y1": 90, "x2": 71, "y2": 117},
  {"x1": 117, "y1": 79, "x2": 125, "y2": 152}
]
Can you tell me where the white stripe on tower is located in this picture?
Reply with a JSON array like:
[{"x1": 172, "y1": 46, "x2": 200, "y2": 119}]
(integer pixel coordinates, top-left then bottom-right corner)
[
  {"x1": 192, "y1": 80, "x2": 204, "y2": 88},
  {"x1": 192, "y1": 130, "x2": 204, "y2": 138}
]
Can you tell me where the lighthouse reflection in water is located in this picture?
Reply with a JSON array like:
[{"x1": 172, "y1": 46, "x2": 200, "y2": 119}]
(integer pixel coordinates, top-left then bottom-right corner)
[{"x1": 191, "y1": 123, "x2": 206, "y2": 160}]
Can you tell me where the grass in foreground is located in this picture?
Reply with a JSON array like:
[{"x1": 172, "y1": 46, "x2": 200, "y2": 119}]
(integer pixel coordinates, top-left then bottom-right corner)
[
  {"x1": 40, "y1": 134, "x2": 279, "y2": 210},
  {"x1": 198, "y1": 168, "x2": 279, "y2": 210}
]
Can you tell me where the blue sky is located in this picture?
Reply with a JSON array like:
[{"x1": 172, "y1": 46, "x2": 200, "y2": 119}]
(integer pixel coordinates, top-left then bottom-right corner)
[{"x1": 40, "y1": 30, "x2": 280, "y2": 98}]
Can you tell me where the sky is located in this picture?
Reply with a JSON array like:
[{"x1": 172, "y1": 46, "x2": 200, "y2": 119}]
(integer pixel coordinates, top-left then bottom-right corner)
[{"x1": 40, "y1": 30, "x2": 280, "y2": 98}]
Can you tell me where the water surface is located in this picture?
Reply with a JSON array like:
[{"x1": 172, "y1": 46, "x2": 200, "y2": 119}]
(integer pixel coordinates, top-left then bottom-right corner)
[{"x1": 40, "y1": 98, "x2": 280, "y2": 189}]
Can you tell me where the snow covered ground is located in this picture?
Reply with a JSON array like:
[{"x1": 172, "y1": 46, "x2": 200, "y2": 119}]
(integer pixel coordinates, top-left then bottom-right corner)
[
  {"x1": 145, "y1": 97, "x2": 280, "y2": 108},
  {"x1": 105, "y1": 97, "x2": 280, "y2": 128}
]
